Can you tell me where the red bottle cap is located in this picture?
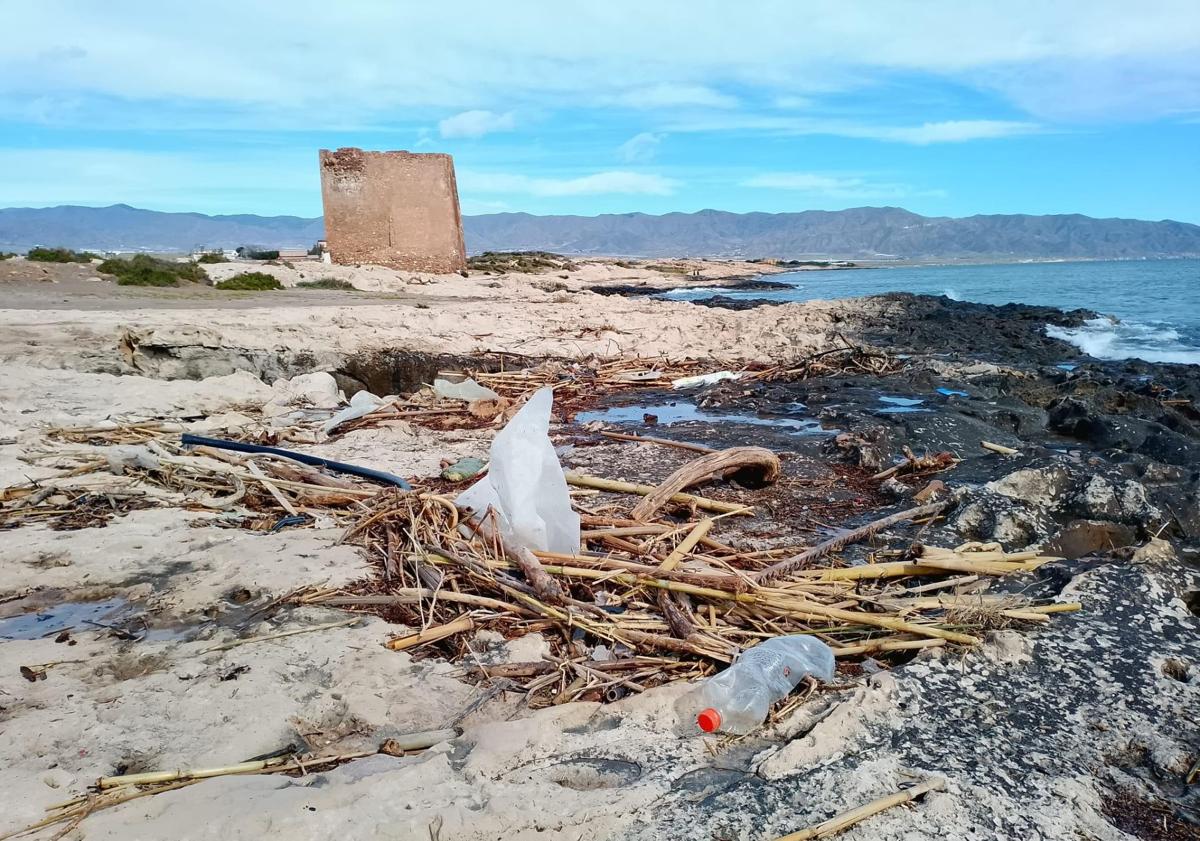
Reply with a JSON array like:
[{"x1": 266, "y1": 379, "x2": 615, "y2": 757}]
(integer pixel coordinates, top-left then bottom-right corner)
[{"x1": 697, "y1": 708, "x2": 721, "y2": 733}]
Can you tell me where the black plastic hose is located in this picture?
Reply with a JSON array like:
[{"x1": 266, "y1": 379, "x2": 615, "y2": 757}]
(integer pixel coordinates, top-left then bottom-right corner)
[{"x1": 180, "y1": 433, "x2": 412, "y2": 490}]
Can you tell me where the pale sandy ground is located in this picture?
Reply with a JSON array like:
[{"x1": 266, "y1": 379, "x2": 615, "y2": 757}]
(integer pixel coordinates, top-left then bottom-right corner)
[
  {"x1": 0, "y1": 257, "x2": 863, "y2": 375},
  {"x1": 0, "y1": 259, "x2": 1192, "y2": 841}
]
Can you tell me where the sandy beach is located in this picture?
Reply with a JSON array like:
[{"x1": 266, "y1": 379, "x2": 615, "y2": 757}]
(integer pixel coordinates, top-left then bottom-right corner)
[{"x1": 1, "y1": 256, "x2": 1197, "y2": 841}]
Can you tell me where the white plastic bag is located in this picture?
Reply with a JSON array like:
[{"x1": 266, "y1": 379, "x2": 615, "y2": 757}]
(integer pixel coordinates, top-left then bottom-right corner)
[
  {"x1": 321, "y1": 390, "x2": 384, "y2": 435},
  {"x1": 456, "y1": 387, "x2": 579, "y2": 553},
  {"x1": 672, "y1": 370, "x2": 740, "y2": 390},
  {"x1": 433, "y1": 377, "x2": 500, "y2": 402}
]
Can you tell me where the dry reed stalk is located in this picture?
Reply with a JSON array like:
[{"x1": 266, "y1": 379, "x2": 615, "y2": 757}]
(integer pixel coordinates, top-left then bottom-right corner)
[
  {"x1": 530, "y1": 562, "x2": 978, "y2": 644},
  {"x1": 598, "y1": 430, "x2": 717, "y2": 454},
  {"x1": 831, "y1": 638, "x2": 946, "y2": 657},
  {"x1": 385, "y1": 615, "x2": 475, "y2": 651},
  {"x1": 656, "y1": 518, "x2": 714, "y2": 572},
  {"x1": 314, "y1": 591, "x2": 537, "y2": 617},
  {"x1": 754, "y1": 502, "x2": 950, "y2": 584},
  {"x1": 565, "y1": 472, "x2": 752, "y2": 515},
  {"x1": 246, "y1": 460, "x2": 299, "y2": 516},
  {"x1": 0, "y1": 780, "x2": 202, "y2": 840},
  {"x1": 377, "y1": 729, "x2": 459, "y2": 754},
  {"x1": 17, "y1": 746, "x2": 389, "y2": 840},
  {"x1": 1025, "y1": 602, "x2": 1082, "y2": 614},
  {"x1": 581, "y1": 525, "x2": 673, "y2": 539},
  {"x1": 532, "y1": 550, "x2": 744, "y2": 590},
  {"x1": 797, "y1": 562, "x2": 934, "y2": 582},
  {"x1": 997, "y1": 609, "x2": 1050, "y2": 623},
  {"x1": 981, "y1": 440, "x2": 1020, "y2": 455},
  {"x1": 199, "y1": 617, "x2": 361, "y2": 654},
  {"x1": 578, "y1": 517, "x2": 738, "y2": 553},
  {"x1": 906, "y1": 557, "x2": 1036, "y2": 576},
  {"x1": 894, "y1": 575, "x2": 981, "y2": 596},
  {"x1": 630, "y1": 447, "x2": 780, "y2": 521},
  {"x1": 773, "y1": 778, "x2": 946, "y2": 840}
]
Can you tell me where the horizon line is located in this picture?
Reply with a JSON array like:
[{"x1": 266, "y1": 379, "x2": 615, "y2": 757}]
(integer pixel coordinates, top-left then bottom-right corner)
[{"x1": 1, "y1": 202, "x2": 1195, "y2": 227}]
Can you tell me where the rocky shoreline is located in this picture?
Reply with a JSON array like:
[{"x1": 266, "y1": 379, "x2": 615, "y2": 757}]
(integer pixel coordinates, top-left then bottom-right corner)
[{"x1": 0, "y1": 256, "x2": 1196, "y2": 840}]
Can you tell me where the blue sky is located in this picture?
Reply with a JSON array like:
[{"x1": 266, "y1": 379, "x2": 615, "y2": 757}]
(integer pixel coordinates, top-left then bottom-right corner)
[{"x1": 2, "y1": 1, "x2": 1198, "y2": 221}]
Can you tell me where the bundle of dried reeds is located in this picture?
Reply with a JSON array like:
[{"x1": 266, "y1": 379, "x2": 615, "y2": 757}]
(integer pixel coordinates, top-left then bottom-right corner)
[{"x1": 314, "y1": 487, "x2": 1076, "y2": 707}]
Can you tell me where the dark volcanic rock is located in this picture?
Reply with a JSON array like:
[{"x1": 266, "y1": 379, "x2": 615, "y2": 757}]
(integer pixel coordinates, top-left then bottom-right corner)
[{"x1": 641, "y1": 553, "x2": 1200, "y2": 840}]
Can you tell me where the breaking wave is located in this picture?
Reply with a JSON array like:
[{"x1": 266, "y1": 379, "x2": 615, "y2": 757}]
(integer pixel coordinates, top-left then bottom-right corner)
[{"x1": 1046, "y1": 317, "x2": 1200, "y2": 365}]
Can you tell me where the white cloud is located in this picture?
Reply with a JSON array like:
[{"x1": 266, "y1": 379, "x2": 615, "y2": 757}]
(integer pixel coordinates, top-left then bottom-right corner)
[
  {"x1": 872, "y1": 119, "x2": 1039, "y2": 144},
  {"x1": 0, "y1": 2, "x2": 1195, "y2": 129},
  {"x1": 438, "y1": 109, "x2": 516, "y2": 138},
  {"x1": 616, "y1": 132, "x2": 665, "y2": 162},
  {"x1": 665, "y1": 114, "x2": 1040, "y2": 144},
  {"x1": 742, "y1": 172, "x2": 945, "y2": 199},
  {"x1": 773, "y1": 95, "x2": 813, "y2": 110},
  {"x1": 609, "y1": 84, "x2": 737, "y2": 110},
  {"x1": 462, "y1": 170, "x2": 678, "y2": 197},
  {"x1": 1, "y1": 1, "x2": 1195, "y2": 126}
]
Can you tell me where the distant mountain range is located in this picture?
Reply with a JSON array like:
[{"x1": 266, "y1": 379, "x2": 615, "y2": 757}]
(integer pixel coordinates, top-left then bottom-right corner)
[
  {"x1": 3, "y1": 203, "x2": 1199, "y2": 261},
  {"x1": 0, "y1": 204, "x2": 325, "y2": 254}
]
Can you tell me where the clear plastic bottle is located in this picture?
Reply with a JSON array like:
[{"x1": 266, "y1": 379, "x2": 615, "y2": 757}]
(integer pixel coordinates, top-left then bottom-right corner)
[{"x1": 694, "y1": 635, "x2": 836, "y2": 735}]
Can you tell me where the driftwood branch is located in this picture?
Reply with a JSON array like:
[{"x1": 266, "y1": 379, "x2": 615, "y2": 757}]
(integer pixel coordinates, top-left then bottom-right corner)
[
  {"x1": 630, "y1": 447, "x2": 780, "y2": 521},
  {"x1": 754, "y1": 501, "x2": 949, "y2": 584}
]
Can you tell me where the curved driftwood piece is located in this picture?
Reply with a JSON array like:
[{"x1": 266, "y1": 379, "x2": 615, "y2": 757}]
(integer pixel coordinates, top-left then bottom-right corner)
[{"x1": 630, "y1": 447, "x2": 780, "y2": 521}]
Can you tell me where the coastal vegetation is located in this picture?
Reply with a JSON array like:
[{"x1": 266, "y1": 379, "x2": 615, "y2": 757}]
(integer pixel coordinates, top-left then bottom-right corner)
[
  {"x1": 26, "y1": 246, "x2": 98, "y2": 263},
  {"x1": 98, "y1": 254, "x2": 209, "y2": 286},
  {"x1": 215, "y1": 271, "x2": 283, "y2": 290}
]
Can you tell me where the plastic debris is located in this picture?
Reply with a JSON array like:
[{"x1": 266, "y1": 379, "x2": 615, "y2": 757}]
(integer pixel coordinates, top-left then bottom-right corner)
[
  {"x1": 935, "y1": 387, "x2": 968, "y2": 397},
  {"x1": 671, "y1": 371, "x2": 740, "y2": 390},
  {"x1": 441, "y1": 456, "x2": 487, "y2": 482},
  {"x1": 456, "y1": 387, "x2": 580, "y2": 553},
  {"x1": 611, "y1": 371, "x2": 665, "y2": 383},
  {"x1": 105, "y1": 445, "x2": 161, "y2": 474},
  {"x1": 322, "y1": 391, "x2": 384, "y2": 435},
  {"x1": 264, "y1": 372, "x2": 342, "y2": 416},
  {"x1": 433, "y1": 377, "x2": 500, "y2": 402},
  {"x1": 180, "y1": 433, "x2": 412, "y2": 489},
  {"x1": 693, "y1": 635, "x2": 835, "y2": 734}
]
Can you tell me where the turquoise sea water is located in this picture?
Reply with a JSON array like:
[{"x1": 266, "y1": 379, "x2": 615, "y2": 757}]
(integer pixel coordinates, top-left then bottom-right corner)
[{"x1": 663, "y1": 258, "x2": 1200, "y2": 364}]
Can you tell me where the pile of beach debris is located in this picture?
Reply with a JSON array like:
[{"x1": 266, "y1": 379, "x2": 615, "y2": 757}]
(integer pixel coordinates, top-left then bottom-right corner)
[
  {"x1": 302, "y1": 457, "x2": 1075, "y2": 707},
  {"x1": 0, "y1": 352, "x2": 1079, "y2": 713}
]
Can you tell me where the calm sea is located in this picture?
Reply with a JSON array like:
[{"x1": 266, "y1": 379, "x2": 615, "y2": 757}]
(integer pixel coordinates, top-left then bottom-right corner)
[{"x1": 663, "y1": 258, "x2": 1200, "y2": 365}]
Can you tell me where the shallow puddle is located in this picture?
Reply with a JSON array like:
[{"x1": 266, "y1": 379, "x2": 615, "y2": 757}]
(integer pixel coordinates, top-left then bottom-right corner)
[
  {"x1": 0, "y1": 594, "x2": 213, "y2": 643},
  {"x1": 576, "y1": 400, "x2": 826, "y2": 434},
  {"x1": 0, "y1": 597, "x2": 131, "y2": 640},
  {"x1": 876, "y1": 395, "x2": 932, "y2": 415}
]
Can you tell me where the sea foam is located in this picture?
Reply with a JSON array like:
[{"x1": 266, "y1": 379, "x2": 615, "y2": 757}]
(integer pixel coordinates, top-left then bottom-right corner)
[{"x1": 1046, "y1": 317, "x2": 1200, "y2": 365}]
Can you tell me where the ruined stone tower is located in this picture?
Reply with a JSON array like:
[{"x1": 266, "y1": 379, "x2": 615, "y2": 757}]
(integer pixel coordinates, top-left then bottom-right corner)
[{"x1": 318, "y1": 147, "x2": 467, "y2": 272}]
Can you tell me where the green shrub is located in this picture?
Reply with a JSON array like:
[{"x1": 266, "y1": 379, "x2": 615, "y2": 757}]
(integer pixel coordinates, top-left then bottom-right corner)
[
  {"x1": 116, "y1": 267, "x2": 180, "y2": 286},
  {"x1": 195, "y1": 252, "x2": 225, "y2": 264},
  {"x1": 296, "y1": 277, "x2": 356, "y2": 290},
  {"x1": 27, "y1": 246, "x2": 98, "y2": 263},
  {"x1": 215, "y1": 272, "x2": 282, "y2": 291},
  {"x1": 0, "y1": 252, "x2": 15, "y2": 261},
  {"x1": 97, "y1": 254, "x2": 208, "y2": 286}
]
